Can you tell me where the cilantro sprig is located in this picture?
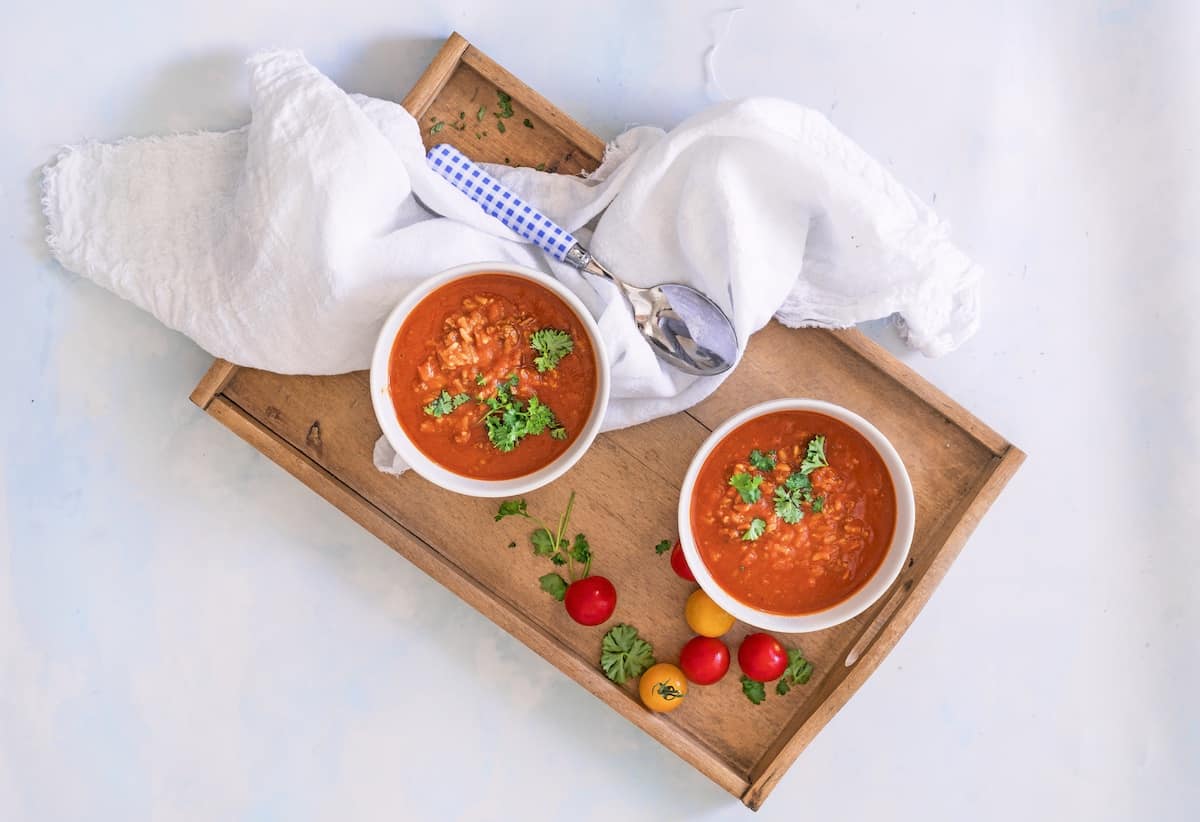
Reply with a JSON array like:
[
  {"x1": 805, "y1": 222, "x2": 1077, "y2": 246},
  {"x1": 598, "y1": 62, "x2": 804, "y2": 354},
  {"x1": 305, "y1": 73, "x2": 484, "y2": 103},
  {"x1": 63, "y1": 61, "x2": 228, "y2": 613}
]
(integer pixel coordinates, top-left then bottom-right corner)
[
  {"x1": 496, "y1": 492, "x2": 590, "y2": 599},
  {"x1": 423, "y1": 390, "x2": 470, "y2": 418},
  {"x1": 530, "y1": 328, "x2": 574, "y2": 373},
  {"x1": 653, "y1": 539, "x2": 672, "y2": 555},
  {"x1": 600, "y1": 624, "x2": 655, "y2": 684}
]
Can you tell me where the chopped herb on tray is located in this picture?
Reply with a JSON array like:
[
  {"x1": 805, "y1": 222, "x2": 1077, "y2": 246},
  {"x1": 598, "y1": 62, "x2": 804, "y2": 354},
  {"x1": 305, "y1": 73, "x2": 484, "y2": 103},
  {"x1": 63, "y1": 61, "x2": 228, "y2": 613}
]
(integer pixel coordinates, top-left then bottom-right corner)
[{"x1": 654, "y1": 539, "x2": 672, "y2": 555}]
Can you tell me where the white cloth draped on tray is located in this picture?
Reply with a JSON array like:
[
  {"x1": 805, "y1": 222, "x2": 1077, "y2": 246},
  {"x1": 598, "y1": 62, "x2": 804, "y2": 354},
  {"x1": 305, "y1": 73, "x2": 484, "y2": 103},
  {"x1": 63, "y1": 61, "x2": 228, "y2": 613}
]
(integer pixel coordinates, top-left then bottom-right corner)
[{"x1": 41, "y1": 50, "x2": 982, "y2": 474}]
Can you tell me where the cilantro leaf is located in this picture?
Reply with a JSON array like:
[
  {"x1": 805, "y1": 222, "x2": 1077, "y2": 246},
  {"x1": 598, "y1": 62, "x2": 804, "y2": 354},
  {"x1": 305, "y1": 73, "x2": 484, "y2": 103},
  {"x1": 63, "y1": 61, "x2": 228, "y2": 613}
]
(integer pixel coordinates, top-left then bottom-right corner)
[
  {"x1": 740, "y1": 675, "x2": 766, "y2": 705},
  {"x1": 523, "y1": 118, "x2": 534, "y2": 128},
  {"x1": 569, "y1": 533, "x2": 591, "y2": 565},
  {"x1": 494, "y1": 499, "x2": 528, "y2": 521},
  {"x1": 776, "y1": 648, "x2": 815, "y2": 696},
  {"x1": 600, "y1": 624, "x2": 656, "y2": 684},
  {"x1": 539, "y1": 572, "x2": 568, "y2": 601},
  {"x1": 742, "y1": 518, "x2": 767, "y2": 541},
  {"x1": 530, "y1": 529, "x2": 557, "y2": 556},
  {"x1": 506, "y1": 540, "x2": 516, "y2": 549},
  {"x1": 549, "y1": 553, "x2": 567, "y2": 566},
  {"x1": 773, "y1": 487, "x2": 805, "y2": 524},
  {"x1": 550, "y1": 426, "x2": 567, "y2": 440},
  {"x1": 530, "y1": 328, "x2": 574, "y2": 372},
  {"x1": 429, "y1": 121, "x2": 444, "y2": 134},
  {"x1": 475, "y1": 373, "x2": 486, "y2": 386},
  {"x1": 810, "y1": 496, "x2": 825, "y2": 513},
  {"x1": 524, "y1": 396, "x2": 556, "y2": 435},
  {"x1": 749, "y1": 449, "x2": 776, "y2": 471},
  {"x1": 476, "y1": 104, "x2": 486, "y2": 121},
  {"x1": 800, "y1": 434, "x2": 829, "y2": 475},
  {"x1": 654, "y1": 539, "x2": 672, "y2": 555},
  {"x1": 729, "y1": 472, "x2": 763, "y2": 504},
  {"x1": 423, "y1": 390, "x2": 470, "y2": 418}
]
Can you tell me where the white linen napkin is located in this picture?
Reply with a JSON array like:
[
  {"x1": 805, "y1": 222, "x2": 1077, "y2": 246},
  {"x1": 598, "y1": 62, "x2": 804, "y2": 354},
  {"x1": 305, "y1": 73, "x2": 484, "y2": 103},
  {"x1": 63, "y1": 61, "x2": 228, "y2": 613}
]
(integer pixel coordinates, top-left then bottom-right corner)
[{"x1": 41, "y1": 50, "x2": 982, "y2": 474}]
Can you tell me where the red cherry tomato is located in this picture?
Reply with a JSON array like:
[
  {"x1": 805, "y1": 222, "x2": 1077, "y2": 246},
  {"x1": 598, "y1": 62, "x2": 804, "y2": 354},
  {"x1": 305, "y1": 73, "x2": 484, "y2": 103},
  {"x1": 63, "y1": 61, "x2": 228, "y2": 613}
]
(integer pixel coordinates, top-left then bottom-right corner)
[
  {"x1": 738, "y1": 633, "x2": 789, "y2": 682},
  {"x1": 670, "y1": 541, "x2": 696, "y2": 582},
  {"x1": 678, "y1": 636, "x2": 730, "y2": 685},
  {"x1": 563, "y1": 576, "x2": 617, "y2": 626}
]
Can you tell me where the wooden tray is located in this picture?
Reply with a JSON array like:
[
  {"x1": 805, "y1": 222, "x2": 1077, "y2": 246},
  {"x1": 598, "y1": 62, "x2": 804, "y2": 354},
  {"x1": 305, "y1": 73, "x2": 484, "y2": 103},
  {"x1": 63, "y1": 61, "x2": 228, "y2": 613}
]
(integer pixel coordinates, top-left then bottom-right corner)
[{"x1": 190, "y1": 33, "x2": 1024, "y2": 811}]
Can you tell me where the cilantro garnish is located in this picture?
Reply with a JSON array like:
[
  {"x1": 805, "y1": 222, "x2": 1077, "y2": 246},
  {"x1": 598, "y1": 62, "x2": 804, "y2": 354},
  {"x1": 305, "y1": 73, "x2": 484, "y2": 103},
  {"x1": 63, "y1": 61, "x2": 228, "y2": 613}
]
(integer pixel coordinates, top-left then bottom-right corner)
[
  {"x1": 767, "y1": 435, "x2": 829, "y2": 522},
  {"x1": 749, "y1": 449, "x2": 776, "y2": 471},
  {"x1": 523, "y1": 118, "x2": 533, "y2": 128},
  {"x1": 429, "y1": 121, "x2": 445, "y2": 135},
  {"x1": 742, "y1": 518, "x2": 767, "y2": 541},
  {"x1": 423, "y1": 390, "x2": 470, "y2": 418},
  {"x1": 776, "y1": 648, "x2": 815, "y2": 696},
  {"x1": 773, "y1": 486, "x2": 805, "y2": 525},
  {"x1": 475, "y1": 373, "x2": 486, "y2": 386},
  {"x1": 497, "y1": 120, "x2": 506, "y2": 134},
  {"x1": 784, "y1": 472, "x2": 811, "y2": 493},
  {"x1": 740, "y1": 675, "x2": 766, "y2": 705},
  {"x1": 529, "y1": 328, "x2": 574, "y2": 372},
  {"x1": 535, "y1": 163, "x2": 546, "y2": 172},
  {"x1": 600, "y1": 624, "x2": 656, "y2": 684},
  {"x1": 476, "y1": 104, "x2": 486, "y2": 121},
  {"x1": 800, "y1": 434, "x2": 829, "y2": 475},
  {"x1": 480, "y1": 375, "x2": 567, "y2": 451},
  {"x1": 729, "y1": 472, "x2": 763, "y2": 504},
  {"x1": 654, "y1": 539, "x2": 672, "y2": 555}
]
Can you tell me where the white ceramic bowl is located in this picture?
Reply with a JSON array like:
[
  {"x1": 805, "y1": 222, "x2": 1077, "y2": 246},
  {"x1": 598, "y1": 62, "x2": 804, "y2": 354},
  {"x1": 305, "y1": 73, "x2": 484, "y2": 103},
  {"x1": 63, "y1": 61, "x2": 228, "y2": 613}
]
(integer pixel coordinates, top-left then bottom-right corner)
[
  {"x1": 369, "y1": 262, "x2": 610, "y2": 498},
  {"x1": 677, "y1": 398, "x2": 915, "y2": 633}
]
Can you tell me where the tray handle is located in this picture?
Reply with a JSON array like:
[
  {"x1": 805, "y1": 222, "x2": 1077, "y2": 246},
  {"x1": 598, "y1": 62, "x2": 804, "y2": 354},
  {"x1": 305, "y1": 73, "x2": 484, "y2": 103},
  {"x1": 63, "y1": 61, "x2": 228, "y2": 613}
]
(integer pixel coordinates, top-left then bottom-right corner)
[{"x1": 843, "y1": 577, "x2": 914, "y2": 667}]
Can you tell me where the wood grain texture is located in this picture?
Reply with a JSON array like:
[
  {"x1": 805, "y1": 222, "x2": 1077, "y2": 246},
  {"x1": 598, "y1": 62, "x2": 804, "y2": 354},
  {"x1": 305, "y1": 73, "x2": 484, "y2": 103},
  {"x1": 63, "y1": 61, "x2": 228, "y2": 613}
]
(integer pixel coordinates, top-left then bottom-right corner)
[{"x1": 188, "y1": 35, "x2": 1023, "y2": 810}]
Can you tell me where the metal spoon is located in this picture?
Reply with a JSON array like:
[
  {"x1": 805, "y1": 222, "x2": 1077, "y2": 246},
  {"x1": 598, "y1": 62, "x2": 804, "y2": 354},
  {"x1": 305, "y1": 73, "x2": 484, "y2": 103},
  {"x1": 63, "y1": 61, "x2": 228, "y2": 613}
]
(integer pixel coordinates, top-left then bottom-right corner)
[{"x1": 427, "y1": 144, "x2": 739, "y2": 376}]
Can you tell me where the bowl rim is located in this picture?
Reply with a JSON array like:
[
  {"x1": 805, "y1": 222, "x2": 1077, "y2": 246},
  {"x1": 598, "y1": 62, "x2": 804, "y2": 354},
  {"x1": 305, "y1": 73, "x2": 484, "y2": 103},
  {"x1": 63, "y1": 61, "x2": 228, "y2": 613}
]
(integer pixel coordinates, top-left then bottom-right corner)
[
  {"x1": 676, "y1": 398, "x2": 916, "y2": 633},
  {"x1": 369, "y1": 261, "x2": 611, "y2": 498}
]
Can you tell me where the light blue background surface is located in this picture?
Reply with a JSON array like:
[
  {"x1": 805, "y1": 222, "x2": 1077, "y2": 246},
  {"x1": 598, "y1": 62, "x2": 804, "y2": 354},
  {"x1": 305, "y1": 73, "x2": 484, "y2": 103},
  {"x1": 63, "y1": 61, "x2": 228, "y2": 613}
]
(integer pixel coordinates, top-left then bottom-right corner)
[{"x1": 3, "y1": 1, "x2": 1197, "y2": 820}]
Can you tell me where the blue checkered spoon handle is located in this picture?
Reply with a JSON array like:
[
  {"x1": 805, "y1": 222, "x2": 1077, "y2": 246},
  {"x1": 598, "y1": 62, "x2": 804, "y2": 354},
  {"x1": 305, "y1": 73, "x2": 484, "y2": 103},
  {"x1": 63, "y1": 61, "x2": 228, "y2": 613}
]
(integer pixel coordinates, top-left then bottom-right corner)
[{"x1": 427, "y1": 144, "x2": 577, "y2": 262}]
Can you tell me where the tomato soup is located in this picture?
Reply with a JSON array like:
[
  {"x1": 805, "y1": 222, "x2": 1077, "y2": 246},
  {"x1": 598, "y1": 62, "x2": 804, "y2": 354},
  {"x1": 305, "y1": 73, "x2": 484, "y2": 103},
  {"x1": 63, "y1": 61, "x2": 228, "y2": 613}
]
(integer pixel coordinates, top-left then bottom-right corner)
[
  {"x1": 388, "y1": 274, "x2": 597, "y2": 479},
  {"x1": 690, "y1": 411, "x2": 896, "y2": 615}
]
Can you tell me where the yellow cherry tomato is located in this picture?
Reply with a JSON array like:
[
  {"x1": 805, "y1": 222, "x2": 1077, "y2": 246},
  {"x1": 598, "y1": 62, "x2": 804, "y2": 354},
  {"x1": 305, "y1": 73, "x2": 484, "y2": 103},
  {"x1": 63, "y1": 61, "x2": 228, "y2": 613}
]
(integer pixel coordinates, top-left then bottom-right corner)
[
  {"x1": 639, "y1": 663, "x2": 688, "y2": 713},
  {"x1": 685, "y1": 589, "x2": 735, "y2": 637}
]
